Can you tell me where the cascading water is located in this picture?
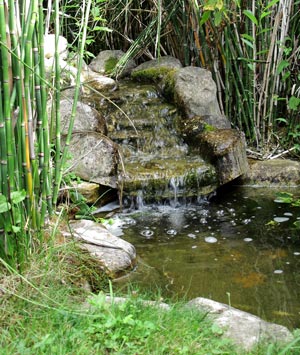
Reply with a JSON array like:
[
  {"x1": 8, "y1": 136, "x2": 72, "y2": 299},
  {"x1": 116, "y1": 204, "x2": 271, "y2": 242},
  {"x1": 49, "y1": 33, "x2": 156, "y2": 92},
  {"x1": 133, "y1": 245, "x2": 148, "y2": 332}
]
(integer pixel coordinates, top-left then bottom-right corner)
[{"x1": 92, "y1": 80, "x2": 218, "y2": 206}]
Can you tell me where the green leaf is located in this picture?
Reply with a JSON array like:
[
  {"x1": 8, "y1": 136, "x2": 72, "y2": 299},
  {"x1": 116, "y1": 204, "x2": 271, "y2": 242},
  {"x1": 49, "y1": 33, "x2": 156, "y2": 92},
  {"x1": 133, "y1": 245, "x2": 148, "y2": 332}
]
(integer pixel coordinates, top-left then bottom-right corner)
[
  {"x1": 11, "y1": 190, "x2": 26, "y2": 204},
  {"x1": 241, "y1": 33, "x2": 254, "y2": 42},
  {"x1": 214, "y1": 11, "x2": 222, "y2": 26},
  {"x1": 264, "y1": 0, "x2": 280, "y2": 11},
  {"x1": 260, "y1": 10, "x2": 272, "y2": 20},
  {"x1": 12, "y1": 225, "x2": 21, "y2": 233},
  {"x1": 288, "y1": 96, "x2": 300, "y2": 111},
  {"x1": 241, "y1": 38, "x2": 254, "y2": 49},
  {"x1": 200, "y1": 11, "x2": 211, "y2": 25},
  {"x1": 276, "y1": 60, "x2": 289, "y2": 74},
  {"x1": 275, "y1": 117, "x2": 288, "y2": 124},
  {"x1": 243, "y1": 10, "x2": 258, "y2": 26},
  {"x1": 0, "y1": 195, "x2": 11, "y2": 213}
]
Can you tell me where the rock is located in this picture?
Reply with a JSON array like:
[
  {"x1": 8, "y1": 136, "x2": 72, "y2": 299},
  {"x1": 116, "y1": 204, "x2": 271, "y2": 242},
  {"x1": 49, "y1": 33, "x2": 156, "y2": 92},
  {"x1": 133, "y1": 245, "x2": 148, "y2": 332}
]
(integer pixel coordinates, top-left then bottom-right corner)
[
  {"x1": 240, "y1": 159, "x2": 300, "y2": 186},
  {"x1": 70, "y1": 181, "x2": 101, "y2": 204},
  {"x1": 187, "y1": 297, "x2": 293, "y2": 351},
  {"x1": 44, "y1": 34, "x2": 68, "y2": 60},
  {"x1": 64, "y1": 132, "x2": 119, "y2": 188},
  {"x1": 57, "y1": 99, "x2": 107, "y2": 135},
  {"x1": 198, "y1": 129, "x2": 249, "y2": 184},
  {"x1": 69, "y1": 219, "x2": 136, "y2": 277},
  {"x1": 131, "y1": 56, "x2": 182, "y2": 82},
  {"x1": 89, "y1": 50, "x2": 136, "y2": 78},
  {"x1": 173, "y1": 67, "x2": 229, "y2": 125}
]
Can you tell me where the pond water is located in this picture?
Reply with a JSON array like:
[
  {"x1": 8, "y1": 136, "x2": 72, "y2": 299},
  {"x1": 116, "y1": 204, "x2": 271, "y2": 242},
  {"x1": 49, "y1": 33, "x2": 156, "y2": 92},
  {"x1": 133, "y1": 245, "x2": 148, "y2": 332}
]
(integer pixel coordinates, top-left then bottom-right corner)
[{"x1": 112, "y1": 186, "x2": 300, "y2": 329}]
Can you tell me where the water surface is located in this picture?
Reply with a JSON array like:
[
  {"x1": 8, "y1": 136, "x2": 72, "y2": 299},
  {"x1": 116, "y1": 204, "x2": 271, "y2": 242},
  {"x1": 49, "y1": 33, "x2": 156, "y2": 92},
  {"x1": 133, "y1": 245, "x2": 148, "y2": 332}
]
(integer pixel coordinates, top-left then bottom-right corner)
[{"x1": 115, "y1": 186, "x2": 300, "y2": 329}]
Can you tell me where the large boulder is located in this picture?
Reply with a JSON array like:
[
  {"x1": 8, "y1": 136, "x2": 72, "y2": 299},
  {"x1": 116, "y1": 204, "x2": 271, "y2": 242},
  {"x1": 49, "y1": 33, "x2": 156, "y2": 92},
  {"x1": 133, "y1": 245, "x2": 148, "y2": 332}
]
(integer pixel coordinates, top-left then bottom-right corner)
[
  {"x1": 89, "y1": 50, "x2": 136, "y2": 78},
  {"x1": 198, "y1": 129, "x2": 249, "y2": 184},
  {"x1": 187, "y1": 297, "x2": 293, "y2": 351},
  {"x1": 173, "y1": 67, "x2": 230, "y2": 127},
  {"x1": 239, "y1": 159, "x2": 300, "y2": 186},
  {"x1": 65, "y1": 132, "x2": 119, "y2": 188},
  {"x1": 68, "y1": 219, "x2": 136, "y2": 277},
  {"x1": 58, "y1": 99, "x2": 107, "y2": 135}
]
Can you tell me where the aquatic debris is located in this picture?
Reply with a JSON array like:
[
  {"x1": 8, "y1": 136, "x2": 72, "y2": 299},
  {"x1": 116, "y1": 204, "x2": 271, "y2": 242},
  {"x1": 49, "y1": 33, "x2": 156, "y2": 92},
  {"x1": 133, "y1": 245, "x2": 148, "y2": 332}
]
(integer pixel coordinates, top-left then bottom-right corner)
[
  {"x1": 274, "y1": 217, "x2": 289, "y2": 223},
  {"x1": 274, "y1": 270, "x2": 284, "y2": 274},
  {"x1": 204, "y1": 236, "x2": 218, "y2": 243}
]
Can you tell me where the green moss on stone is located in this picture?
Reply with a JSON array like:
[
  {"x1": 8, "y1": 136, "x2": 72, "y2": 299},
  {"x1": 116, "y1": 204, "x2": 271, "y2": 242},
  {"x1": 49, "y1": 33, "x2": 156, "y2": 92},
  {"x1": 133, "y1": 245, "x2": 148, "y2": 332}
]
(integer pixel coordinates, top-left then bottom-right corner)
[{"x1": 104, "y1": 57, "x2": 119, "y2": 74}]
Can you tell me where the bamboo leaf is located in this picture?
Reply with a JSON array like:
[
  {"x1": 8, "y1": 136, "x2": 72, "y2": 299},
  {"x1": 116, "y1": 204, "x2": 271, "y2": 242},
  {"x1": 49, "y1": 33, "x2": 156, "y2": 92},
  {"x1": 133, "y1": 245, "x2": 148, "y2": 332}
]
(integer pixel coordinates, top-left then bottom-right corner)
[
  {"x1": 241, "y1": 34, "x2": 254, "y2": 42},
  {"x1": 276, "y1": 60, "x2": 289, "y2": 74},
  {"x1": 200, "y1": 11, "x2": 211, "y2": 25},
  {"x1": 264, "y1": 0, "x2": 280, "y2": 11},
  {"x1": 243, "y1": 10, "x2": 258, "y2": 26},
  {"x1": 260, "y1": 11, "x2": 272, "y2": 20},
  {"x1": 241, "y1": 38, "x2": 254, "y2": 49}
]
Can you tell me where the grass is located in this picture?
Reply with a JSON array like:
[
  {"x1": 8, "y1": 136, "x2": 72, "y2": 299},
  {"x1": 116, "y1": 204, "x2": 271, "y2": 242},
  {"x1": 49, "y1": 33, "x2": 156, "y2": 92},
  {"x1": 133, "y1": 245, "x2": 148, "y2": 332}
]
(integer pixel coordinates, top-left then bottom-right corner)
[{"x1": 0, "y1": 237, "x2": 299, "y2": 355}]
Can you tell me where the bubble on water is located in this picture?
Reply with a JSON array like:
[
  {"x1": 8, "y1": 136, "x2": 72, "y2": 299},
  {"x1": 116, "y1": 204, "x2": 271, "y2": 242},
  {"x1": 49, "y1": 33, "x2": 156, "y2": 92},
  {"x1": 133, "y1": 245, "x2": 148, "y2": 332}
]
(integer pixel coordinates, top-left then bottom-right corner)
[
  {"x1": 256, "y1": 206, "x2": 262, "y2": 209},
  {"x1": 294, "y1": 252, "x2": 300, "y2": 256},
  {"x1": 208, "y1": 226, "x2": 212, "y2": 230},
  {"x1": 286, "y1": 262, "x2": 290, "y2": 265},
  {"x1": 183, "y1": 224, "x2": 190, "y2": 229},
  {"x1": 188, "y1": 233, "x2": 196, "y2": 239},
  {"x1": 140, "y1": 229, "x2": 154, "y2": 238},
  {"x1": 274, "y1": 270, "x2": 284, "y2": 274},
  {"x1": 200, "y1": 218, "x2": 207, "y2": 224},
  {"x1": 228, "y1": 208, "x2": 235, "y2": 214},
  {"x1": 244, "y1": 238, "x2": 253, "y2": 242},
  {"x1": 216, "y1": 210, "x2": 225, "y2": 217},
  {"x1": 242, "y1": 219, "x2": 251, "y2": 224},
  {"x1": 284, "y1": 212, "x2": 293, "y2": 216},
  {"x1": 205, "y1": 236, "x2": 218, "y2": 243},
  {"x1": 231, "y1": 220, "x2": 237, "y2": 226},
  {"x1": 123, "y1": 217, "x2": 136, "y2": 226},
  {"x1": 192, "y1": 245, "x2": 197, "y2": 249},
  {"x1": 195, "y1": 230, "x2": 199, "y2": 233},
  {"x1": 166, "y1": 229, "x2": 177, "y2": 235},
  {"x1": 274, "y1": 217, "x2": 289, "y2": 223}
]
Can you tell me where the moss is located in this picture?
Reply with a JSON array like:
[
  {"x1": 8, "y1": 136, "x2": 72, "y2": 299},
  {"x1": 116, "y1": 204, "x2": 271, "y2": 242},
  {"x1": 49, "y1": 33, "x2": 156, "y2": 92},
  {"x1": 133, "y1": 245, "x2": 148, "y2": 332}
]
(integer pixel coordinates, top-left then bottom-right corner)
[
  {"x1": 104, "y1": 57, "x2": 119, "y2": 74},
  {"x1": 132, "y1": 66, "x2": 177, "y2": 83},
  {"x1": 203, "y1": 123, "x2": 216, "y2": 132}
]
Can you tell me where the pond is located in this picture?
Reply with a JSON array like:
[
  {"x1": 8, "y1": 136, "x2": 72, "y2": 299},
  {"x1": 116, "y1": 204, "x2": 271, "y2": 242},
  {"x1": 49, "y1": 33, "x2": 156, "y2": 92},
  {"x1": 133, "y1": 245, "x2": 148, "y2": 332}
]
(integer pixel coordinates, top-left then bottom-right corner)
[{"x1": 112, "y1": 185, "x2": 300, "y2": 329}]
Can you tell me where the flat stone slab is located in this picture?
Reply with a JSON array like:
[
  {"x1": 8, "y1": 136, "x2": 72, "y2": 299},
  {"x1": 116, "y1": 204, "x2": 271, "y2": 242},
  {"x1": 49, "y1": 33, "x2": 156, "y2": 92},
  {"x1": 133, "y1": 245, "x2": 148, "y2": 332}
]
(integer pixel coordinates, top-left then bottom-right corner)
[
  {"x1": 240, "y1": 159, "x2": 300, "y2": 186},
  {"x1": 68, "y1": 219, "x2": 136, "y2": 277},
  {"x1": 187, "y1": 297, "x2": 293, "y2": 351}
]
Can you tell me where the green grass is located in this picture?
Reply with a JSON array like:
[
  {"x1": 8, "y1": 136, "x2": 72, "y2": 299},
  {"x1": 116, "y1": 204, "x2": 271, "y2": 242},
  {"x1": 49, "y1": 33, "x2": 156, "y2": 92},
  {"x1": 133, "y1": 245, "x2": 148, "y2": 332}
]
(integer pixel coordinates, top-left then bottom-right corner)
[{"x1": 0, "y1": 240, "x2": 299, "y2": 355}]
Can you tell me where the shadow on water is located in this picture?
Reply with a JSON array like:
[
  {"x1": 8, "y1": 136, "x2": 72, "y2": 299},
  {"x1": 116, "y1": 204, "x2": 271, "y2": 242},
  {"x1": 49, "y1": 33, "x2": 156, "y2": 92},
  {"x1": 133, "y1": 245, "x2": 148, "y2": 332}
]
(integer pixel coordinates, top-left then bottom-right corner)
[{"x1": 113, "y1": 184, "x2": 300, "y2": 329}]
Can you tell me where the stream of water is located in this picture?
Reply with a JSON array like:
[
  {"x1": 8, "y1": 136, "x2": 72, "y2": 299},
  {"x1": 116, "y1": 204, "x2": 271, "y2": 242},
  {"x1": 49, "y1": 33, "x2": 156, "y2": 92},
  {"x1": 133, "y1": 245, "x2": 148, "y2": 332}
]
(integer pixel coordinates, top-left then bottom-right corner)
[{"x1": 111, "y1": 185, "x2": 300, "y2": 329}]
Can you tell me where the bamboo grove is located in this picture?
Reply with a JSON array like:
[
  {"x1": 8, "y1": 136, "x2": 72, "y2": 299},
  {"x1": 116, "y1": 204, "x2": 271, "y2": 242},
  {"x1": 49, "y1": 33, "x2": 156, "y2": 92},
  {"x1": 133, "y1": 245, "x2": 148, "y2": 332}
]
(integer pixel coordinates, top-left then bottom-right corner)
[
  {"x1": 0, "y1": 0, "x2": 90, "y2": 268},
  {"x1": 61, "y1": 0, "x2": 299, "y2": 154}
]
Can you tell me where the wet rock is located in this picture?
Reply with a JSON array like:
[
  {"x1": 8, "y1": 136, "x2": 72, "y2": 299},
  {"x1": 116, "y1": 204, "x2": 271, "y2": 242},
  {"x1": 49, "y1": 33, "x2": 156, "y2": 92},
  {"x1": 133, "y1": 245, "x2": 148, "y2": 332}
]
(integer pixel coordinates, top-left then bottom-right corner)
[
  {"x1": 64, "y1": 132, "x2": 119, "y2": 188},
  {"x1": 173, "y1": 67, "x2": 229, "y2": 125},
  {"x1": 69, "y1": 181, "x2": 101, "y2": 204},
  {"x1": 187, "y1": 297, "x2": 293, "y2": 352},
  {"x1": 198, "y1": 129, "x2": 249, "y2": 184},
  {"x1": 68, "y1": 219, "x2": 136, "y2": 277},
  {"x1": 239, "y1": 159, "x2": 300, "y2": 186},
  {"x1": 89, "y1": 50, "x2": 136, "y2": 78},
  {"x1": 58, "y1": 99, "x2": 107, "y2": 135},
  {"x1": 81, "y1": 71, "x2": 117, "y2": 93}
]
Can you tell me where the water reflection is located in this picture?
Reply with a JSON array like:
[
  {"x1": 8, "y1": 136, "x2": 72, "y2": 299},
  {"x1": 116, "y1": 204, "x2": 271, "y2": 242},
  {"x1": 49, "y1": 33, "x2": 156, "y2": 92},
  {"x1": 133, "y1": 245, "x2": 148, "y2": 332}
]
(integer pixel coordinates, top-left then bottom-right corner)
[{"x1": 114, "y1": 186, "x2": 300, "y2": 329}]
